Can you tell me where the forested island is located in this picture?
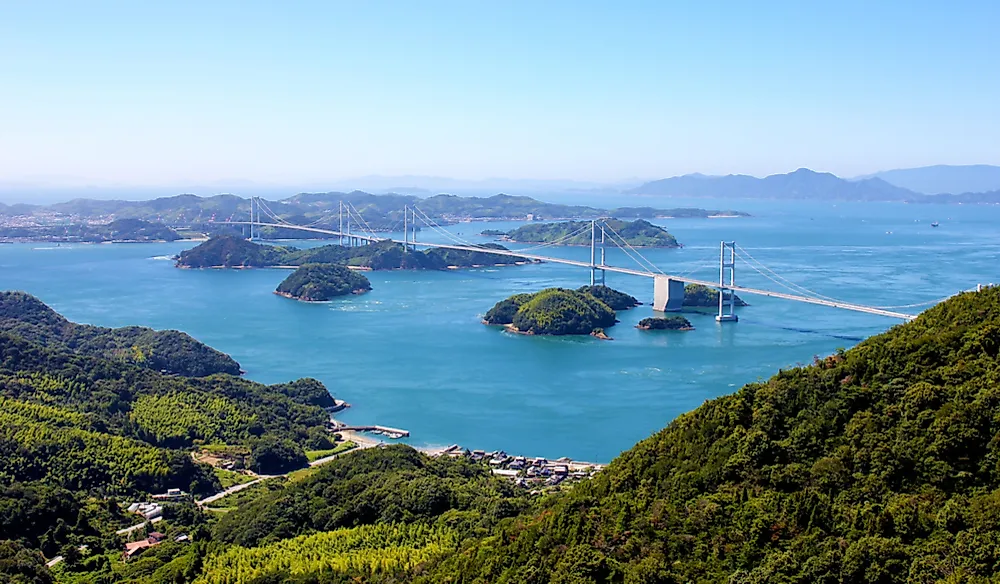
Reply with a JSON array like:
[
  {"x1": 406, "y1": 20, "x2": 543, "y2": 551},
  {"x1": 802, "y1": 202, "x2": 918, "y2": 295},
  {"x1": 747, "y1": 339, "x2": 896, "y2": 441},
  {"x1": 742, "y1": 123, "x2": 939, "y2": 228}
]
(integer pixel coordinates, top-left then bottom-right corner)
[
  {"x1": 0, "y1": 218, "x2": 182, "y2": 243},
  {"x1": 175, "y1": 235, "x2": 532, "y2": 270},
  {"x1": 6, "y1": 286, "x2": 1000, "y2": 582},
  {"x1": 683, "y1": 282, "x2": 748, "y2": 307},
  {"x1": 491, "y1": 218, "x2": 680, "y2": 247},
  {"x1": 275, "y1": 264, "x2": 372, "y2": 301},
  {"x1": 637, "y1": 315, "x2": 694, "y2": 330},
  {"x1": 483, "y1": 287, "x2": 619, "y2": 336}
]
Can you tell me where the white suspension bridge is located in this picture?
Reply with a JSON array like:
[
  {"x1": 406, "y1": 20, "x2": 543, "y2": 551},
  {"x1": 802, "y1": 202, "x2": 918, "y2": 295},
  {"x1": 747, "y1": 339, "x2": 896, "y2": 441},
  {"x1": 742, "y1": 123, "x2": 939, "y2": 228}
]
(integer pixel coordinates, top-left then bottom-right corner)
[{"x1": 217, "y1": 197, "x2": 962, "y2": 322}]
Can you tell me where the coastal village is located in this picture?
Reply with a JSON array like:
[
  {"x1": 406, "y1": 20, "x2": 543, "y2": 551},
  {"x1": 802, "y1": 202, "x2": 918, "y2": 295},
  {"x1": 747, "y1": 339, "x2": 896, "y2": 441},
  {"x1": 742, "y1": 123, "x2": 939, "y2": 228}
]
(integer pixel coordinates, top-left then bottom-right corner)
[{"x1": 329, "y1": 411, "x2": 605, "y2": 488}]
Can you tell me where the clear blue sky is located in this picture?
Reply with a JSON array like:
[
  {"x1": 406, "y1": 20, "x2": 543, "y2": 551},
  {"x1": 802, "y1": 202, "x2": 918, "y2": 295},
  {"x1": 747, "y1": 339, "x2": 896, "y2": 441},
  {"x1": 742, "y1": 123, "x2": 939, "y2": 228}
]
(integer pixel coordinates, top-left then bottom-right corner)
[{"x1": 1, "y1": 0, "x2": 997, "y2": 186}]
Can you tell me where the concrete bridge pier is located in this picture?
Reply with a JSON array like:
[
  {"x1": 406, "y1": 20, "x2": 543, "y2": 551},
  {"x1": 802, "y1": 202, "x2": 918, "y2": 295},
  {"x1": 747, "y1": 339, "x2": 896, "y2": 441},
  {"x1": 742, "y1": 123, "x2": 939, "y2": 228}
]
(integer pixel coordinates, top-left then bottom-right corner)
[{"x1": 652, "y1": 276, "x2": 686, "y2": 312}]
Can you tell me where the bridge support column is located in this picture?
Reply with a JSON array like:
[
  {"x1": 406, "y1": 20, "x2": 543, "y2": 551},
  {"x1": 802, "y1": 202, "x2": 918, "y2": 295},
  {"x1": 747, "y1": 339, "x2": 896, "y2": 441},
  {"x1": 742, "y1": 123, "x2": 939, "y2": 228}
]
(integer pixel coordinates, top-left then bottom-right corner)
[
  {"x1": 716, "y1": 241, "x2": 738, "y2": 322},
  {"x1": 653, "y1": 276, "x2": 686, "y2": 312}
]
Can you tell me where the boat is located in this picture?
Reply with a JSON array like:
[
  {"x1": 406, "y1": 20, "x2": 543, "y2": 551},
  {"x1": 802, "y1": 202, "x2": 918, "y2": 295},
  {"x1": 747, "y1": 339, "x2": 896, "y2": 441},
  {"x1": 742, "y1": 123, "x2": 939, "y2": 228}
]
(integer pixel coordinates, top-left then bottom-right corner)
[{"x1": 931, "y1": 222, "x2": 940, "y2": 227}]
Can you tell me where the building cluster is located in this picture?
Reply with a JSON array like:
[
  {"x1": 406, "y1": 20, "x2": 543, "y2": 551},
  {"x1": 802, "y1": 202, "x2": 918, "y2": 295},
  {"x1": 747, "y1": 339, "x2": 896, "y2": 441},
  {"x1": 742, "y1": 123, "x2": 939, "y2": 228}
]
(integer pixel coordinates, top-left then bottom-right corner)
[
  {"x1": 121, "y1": 489, "x2": 191, "y2": 561},
  {"x1": 443, "y1": 446, "x2": 602, "y2": 487}
]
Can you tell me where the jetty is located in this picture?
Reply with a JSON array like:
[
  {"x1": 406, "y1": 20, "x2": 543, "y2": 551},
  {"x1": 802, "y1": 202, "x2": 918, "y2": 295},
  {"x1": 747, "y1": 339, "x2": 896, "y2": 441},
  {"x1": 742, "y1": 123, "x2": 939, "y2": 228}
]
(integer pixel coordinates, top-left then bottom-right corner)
[{"x1": 335, "y1": 424, "x2": 410, "y2": 438}]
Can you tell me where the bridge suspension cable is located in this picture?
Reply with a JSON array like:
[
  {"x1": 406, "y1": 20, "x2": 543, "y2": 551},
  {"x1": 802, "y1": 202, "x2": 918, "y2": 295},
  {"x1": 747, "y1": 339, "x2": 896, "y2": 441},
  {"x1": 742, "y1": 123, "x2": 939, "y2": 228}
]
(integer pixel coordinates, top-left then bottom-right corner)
[
  {"x1": 507, "y1": 223, "x2": 594, "y2": 252},
  {"x1": 734, "y1": 244, "x2": 842, "y2": 303},
  {"x1": 345, "y1": 201, "x2": 379, "y2": 241},
  {"x1": 410, "y1": 206, "x2": 483, "y2": 248},
  {"x1": 733, "y1": 244, "x2": 956, "y2": 313},
  {"x1": 598, "y1": 219, "x2": 665, "y2": 275}
]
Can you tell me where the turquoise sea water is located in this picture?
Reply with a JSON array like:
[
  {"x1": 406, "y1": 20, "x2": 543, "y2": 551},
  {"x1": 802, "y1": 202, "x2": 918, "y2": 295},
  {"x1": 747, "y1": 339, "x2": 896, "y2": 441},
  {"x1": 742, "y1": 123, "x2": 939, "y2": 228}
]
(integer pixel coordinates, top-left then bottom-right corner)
[{"x1": 2, "y1": 198, "x2": 997, "y2": 462}]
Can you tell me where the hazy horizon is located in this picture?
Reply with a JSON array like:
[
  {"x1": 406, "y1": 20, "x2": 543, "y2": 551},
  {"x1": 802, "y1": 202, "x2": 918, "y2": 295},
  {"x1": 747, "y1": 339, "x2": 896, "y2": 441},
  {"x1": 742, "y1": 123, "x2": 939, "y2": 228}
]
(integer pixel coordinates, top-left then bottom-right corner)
[{"x1": 2, "y1": 1, "x2": 998, "y2": 195}]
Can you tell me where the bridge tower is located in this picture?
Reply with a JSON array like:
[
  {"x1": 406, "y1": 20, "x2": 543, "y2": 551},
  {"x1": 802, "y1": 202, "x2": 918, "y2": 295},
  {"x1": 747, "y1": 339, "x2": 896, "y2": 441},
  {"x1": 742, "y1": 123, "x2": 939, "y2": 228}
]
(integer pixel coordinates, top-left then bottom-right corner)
[
  {"x1": 599, "y1": 224, "x2": 606, "y2": 285},
  {"x1": 403, "y1": 205, "x2": 412, "y2": 251},
  {"x1": 716, "y1": 241, "x2": 738, "y2": 322},
  {"x1": 346, "y1": 208, "x2": 352, "y2": 247},
  {"x1": 339, "y1": 201, "x2": 344, "y2": 246},
  {"x1": 248, "y1": 196, "x2": 255, "y2": 241},
  {"x1": 589, "y1": 219, "x2": 607, "y2": 286}
]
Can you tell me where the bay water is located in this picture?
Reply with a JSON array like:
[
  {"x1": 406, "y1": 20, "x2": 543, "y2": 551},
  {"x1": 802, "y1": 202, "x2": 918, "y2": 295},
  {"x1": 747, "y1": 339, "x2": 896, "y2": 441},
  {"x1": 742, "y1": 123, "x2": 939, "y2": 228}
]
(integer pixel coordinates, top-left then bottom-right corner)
[{"x1": 2, "y1": 198, "x2": 996, "y2": 462}]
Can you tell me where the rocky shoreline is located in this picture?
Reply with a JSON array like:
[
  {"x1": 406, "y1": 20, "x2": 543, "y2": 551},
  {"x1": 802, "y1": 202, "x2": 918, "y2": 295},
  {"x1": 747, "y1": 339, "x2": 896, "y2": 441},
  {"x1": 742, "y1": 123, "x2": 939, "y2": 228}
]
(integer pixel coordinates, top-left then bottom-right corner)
[{"x1": 274, "y1": 288, "x2": 369, "y2": 303}]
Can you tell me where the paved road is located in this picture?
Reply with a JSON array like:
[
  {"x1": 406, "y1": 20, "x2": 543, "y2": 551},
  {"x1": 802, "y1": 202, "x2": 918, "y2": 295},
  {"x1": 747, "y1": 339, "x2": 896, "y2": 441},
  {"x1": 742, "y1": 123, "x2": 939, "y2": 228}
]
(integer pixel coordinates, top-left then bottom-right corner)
[
  {"x1": 195, "y1": 477, "x2": 269, "y2": 507},
  {"x1": 194, "y1": 444, "x2": 376, "y2": 508},
  {"x1": 115, "y1": 516, "x2": 162, "y2": 536}
]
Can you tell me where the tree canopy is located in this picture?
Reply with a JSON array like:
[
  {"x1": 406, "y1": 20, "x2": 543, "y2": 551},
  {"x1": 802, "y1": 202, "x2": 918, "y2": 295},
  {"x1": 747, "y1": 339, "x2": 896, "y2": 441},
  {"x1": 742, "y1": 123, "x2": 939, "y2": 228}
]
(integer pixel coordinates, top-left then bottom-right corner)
[
  {"x1": 576, "y1": 285, "x2": 640, "y2": 310},
  {"x1": 484, "y1": 288, "x2": 618, "y2": 335}
]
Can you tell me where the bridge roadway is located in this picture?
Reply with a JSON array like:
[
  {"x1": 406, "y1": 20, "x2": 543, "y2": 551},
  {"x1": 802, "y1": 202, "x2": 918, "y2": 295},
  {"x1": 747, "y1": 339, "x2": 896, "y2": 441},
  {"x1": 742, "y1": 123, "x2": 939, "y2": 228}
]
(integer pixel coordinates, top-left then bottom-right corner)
[{"x1": 223, "y1": 221, "x2": 917, "y2": 320}]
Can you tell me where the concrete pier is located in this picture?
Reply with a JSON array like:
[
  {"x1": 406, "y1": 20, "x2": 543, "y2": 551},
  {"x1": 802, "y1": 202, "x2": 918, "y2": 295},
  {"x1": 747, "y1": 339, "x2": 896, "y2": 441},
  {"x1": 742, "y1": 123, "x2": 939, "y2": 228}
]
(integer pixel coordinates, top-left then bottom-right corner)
[{"x1": 652, "y1": 275, "x2": 686, "y2": 311}]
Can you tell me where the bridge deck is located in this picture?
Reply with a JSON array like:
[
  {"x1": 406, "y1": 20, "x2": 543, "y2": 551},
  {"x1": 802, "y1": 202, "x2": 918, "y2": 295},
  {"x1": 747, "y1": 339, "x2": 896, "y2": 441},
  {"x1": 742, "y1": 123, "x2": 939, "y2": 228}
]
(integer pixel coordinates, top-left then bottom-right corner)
[{"x1": 222, "y1": 221, "x2": 916, "y2": 320}]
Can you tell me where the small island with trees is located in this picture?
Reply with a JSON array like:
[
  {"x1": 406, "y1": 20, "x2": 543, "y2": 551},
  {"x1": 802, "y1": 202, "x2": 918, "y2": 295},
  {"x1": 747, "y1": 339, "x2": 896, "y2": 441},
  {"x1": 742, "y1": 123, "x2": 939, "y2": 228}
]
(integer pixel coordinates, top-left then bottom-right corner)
[
  {"x1": 484, "y1": 287, "x2": 623, "y2": 337},
  {"x1": 636, "y1": 315, "x2": 694, "y2": 331},
  {"x1": 683, "y1": 283, "x2": 748, "y2": 307},
  {"x1": 485, "y1": 218, "x2": 680, "y2": 247},
  {"x1": 275, "y1": 264, "x2": 373, "y2": 302}
]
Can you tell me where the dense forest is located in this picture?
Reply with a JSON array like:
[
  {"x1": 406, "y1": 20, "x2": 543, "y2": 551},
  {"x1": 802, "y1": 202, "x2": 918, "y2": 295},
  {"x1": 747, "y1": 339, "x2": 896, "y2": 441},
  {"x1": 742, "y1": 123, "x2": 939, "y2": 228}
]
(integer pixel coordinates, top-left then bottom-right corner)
[
  {"x1": 577, "y1": 285, "x2": 641, "y2": 310},
  {"x1": 0, "y1": 296, "x2": 336, "y2": 499},
  {"x1": 9, "y1": 287, "x2": 1000, "y2": 583},
  {"x1": 499, "y1": 219, "x2": 680, "y2": 247},
  {"x1": 0, "y1": 291, "x2": 240, "y2": 377},
  {"x1": 176, "y1": 236, "x2": 530, "y2": 271},
  {"x1": 275, "y1": 264, "x2": 372, "y2": 302},
  {"x1": 484, "y1": 288, "x2": 618, "y2": 336}
]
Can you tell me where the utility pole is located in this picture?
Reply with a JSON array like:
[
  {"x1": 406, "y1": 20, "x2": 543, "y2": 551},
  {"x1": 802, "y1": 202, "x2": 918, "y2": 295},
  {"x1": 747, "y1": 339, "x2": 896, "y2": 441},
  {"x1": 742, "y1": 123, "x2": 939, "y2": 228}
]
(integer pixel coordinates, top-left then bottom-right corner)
[{"x1": 716, "y1": 241, "x2": 738, "y2": 322}]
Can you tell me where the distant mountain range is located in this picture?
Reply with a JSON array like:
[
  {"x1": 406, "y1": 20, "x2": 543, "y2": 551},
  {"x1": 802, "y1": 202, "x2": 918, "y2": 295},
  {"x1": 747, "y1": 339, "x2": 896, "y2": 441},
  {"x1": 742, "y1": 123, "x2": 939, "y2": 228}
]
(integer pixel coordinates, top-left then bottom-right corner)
[
  {"x1": 0, "y1": 192, "x2": 748, "y2": 242},
  {"x1": 856, "y1": 164, "x2": 1000, "y2": 195},
  {"x1": 628, "y1": 167, "x2": 1000, "y2": 203}
]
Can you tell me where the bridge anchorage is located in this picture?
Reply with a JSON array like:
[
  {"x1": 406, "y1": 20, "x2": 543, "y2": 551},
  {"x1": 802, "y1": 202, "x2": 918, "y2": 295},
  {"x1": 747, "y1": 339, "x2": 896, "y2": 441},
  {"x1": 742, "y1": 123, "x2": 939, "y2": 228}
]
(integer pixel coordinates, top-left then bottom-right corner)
[{"x1": 220, "y1": 202, "x2": 971, "y2": 323}]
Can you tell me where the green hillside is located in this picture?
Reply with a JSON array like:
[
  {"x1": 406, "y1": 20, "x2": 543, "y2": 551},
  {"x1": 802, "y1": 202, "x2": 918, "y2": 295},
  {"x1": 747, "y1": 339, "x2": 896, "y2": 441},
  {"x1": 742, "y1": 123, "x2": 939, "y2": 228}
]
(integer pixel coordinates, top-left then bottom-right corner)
[
  {"x1": 426, "y1": 286, "x2": 1000, "y2": 582},
  {"x1": 0, "y1": 291, "x2": 241, "y2": 377}
]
